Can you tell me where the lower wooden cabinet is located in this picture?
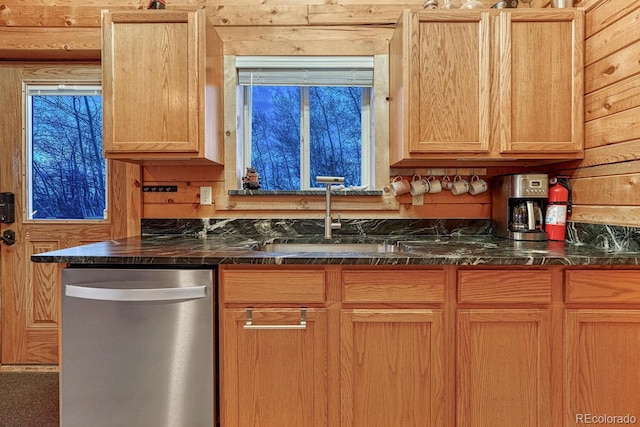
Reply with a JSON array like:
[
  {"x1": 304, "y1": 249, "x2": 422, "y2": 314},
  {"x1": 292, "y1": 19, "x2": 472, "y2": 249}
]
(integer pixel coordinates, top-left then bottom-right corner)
[
  {"x1": 220, "y1": 268, "x2": 329, "y2": 427},
  {"x1": 565, "y1": 310, "x2": 640, "y2": 427},
  {"x1": 341, "y1": 309, "x2": 445, "y2": 426},
  {"x1": 219, "y1": 265, "x2": 640, "y2": 427},
  {"x1": 221, "y1": 308, "x2": 328, "y2": 427},
  {"x1": 564, "y1": 269, "x2": 640, "y2": 426},
  {"x1": 457, "y1": 309, "x2": 552, "y2": 427},
  {"x1": 457, "y1": 269, "x2": 557, "y2": 426}
]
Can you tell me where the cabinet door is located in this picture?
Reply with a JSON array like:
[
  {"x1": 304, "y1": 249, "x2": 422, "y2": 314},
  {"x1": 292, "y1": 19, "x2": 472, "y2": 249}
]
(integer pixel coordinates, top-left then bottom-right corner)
[
  {"x1": 457, "y1": 309, "x2": 552, "y2": 427},
  {"x1": 565, "y1": 310, "x2": 640, "y2": 426},
  {"x1": 498, "y1": 10, "x2": 584, "y2": 155},
  {"x1": 102, "y1": 10, "x2": 200, "y2": 154},
  {"x1": 408, "y1": 12, "x2": 491, "y2": 154},
  {"x1": 341, "y1": 309, "x2": 445, "y2": 426},
  {"x1": 221, "y1": 308, "x2": 327, "y2": 427}
]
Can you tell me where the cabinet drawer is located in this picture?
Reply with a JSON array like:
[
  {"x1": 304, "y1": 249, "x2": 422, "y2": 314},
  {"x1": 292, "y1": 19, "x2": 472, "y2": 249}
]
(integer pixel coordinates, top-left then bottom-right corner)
[
  {"x1": 222, "y1": 270, "x2": 325, "y2": 303},
  {"x1": 458, "y1": 270, "x2": 552, "y2": 303},
  {"x1": 342, "y1": 270, "x2": 445, "y2": 303},
  {"x1": 566, "y1": 270, "x2": 640, "y2": 303}
]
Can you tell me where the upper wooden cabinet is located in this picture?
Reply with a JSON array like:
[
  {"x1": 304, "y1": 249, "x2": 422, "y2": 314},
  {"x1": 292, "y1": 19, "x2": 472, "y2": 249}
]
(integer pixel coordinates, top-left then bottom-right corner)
[
  {"x1": 389, "y1": 9, "x2": 584, "y2": 166},
  {"x1": 102, "y1": 9, "x2": 223, "y2": 164}
]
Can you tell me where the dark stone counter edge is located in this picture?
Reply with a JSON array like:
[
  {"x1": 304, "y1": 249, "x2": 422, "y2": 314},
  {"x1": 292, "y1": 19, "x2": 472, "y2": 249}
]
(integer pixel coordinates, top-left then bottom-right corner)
[
  {"x1": 29, "y1": 223, "x2": 640, "y2": 266},
  {"x1": 31, "y1": 254, "x2": 640, "y2": 266}
]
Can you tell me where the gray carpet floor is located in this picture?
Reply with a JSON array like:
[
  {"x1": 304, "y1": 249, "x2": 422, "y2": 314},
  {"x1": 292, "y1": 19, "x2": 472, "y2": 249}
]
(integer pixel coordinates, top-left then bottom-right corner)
[{"x1": 0, "y1": 372, "x2": 59, "y2": 427}]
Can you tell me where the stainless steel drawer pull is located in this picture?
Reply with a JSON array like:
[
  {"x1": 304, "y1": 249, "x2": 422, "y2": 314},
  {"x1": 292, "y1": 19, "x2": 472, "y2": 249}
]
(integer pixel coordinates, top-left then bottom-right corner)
[{"x1": 244, "y1": 308, "x2": 307, "y2": 330}]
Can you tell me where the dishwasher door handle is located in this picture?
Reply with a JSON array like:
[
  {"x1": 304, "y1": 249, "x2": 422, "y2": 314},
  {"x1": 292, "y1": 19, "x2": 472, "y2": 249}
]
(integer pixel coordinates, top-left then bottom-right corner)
[{"x1": 65, "y1": 284, "x2": 207, "y2": 302}]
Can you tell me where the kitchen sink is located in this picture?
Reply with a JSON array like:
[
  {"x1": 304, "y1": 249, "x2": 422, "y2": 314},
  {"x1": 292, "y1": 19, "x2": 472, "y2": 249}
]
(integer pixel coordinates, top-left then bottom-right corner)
[{"x1": 256, "y1": 242, "x2": 404, "y2": 253}]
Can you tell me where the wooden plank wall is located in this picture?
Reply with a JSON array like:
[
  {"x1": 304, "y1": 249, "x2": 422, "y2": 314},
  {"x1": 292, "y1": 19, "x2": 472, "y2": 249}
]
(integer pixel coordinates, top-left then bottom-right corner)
[
  {"x1": 139, "y1": 0, "x2": 532, "y2": 220},
  {"x1": 9, "y1": 0, "x2": 636, "y2": 225},
  {"x1": 551, "y1": 0, "x2": 640, "y2": 226},
  {"x1": 142, "y1": 165, "x2": 495, "y2": 219},
  {"x1": 1, "y1": 0, "x2": 539, "y2": 221}
]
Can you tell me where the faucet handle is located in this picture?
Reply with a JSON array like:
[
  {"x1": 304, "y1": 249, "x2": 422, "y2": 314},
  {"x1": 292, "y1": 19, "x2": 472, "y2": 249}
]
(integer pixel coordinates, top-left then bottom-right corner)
[{"x1": 332, "y1": 213, "x2": 342, "y2": 230}]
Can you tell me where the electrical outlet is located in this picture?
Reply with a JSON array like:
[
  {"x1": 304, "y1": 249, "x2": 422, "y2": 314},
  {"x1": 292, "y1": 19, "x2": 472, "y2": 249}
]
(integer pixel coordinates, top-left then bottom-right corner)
[
  {"x1": 200, "y1": 186, "x2": 212, "y2": 205},
  {"x1": 412, "y1": 194, "x2": 424, "y2": 206}
]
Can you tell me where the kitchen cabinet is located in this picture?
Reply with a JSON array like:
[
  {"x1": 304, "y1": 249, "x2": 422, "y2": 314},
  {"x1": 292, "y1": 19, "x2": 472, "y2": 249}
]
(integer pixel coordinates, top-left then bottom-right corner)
[
  {"x1": 220, "y1": 266, "x2": 450, "y2": 426},
  {"x1": 456, "y1": 269, "x2": 558, "y2": 427},
  {"x1": 564, "y1": 270, "x2": 640, "y2": 427},
  {"x1": 340, "y1": 269, "x2": 447, "y2": 426},
  {"x1": 220, "y1": 268, "x2": 328, "y2": 427},
  {"x1": 389, "y1": 9, "x2": 584, "y2": 166},
  {"x1": 219, "y1": 265, "x2": 640, "y2": 427},
  {"x1": 102, "y1": 9, "x2": 223, "y2": 164}
]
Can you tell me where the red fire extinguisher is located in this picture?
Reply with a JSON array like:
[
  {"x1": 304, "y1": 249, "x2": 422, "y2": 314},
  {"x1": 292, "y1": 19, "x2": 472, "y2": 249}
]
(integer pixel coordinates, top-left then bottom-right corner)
[{"x1": 545, "y1": 176, "x2": 571, "y2": 241}]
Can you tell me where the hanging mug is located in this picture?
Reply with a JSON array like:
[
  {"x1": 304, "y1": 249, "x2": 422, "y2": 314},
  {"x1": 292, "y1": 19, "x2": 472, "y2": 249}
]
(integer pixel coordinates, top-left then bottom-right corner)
[
  {"x1": 441, "y1": 175, "x2": 453, "y2": 190},
  {"x1": 468, "y1": 175, "x2": 489, "y2": 195},
  {"x1": 410, "y1": 175, "x2": 430, "y2": 196},
  {"x1": 390, "y1": 176, "x2": 410, "y2": 196},
  {"x1": 450, "y1": 174, "x2": 470, "y2": 195},
  {"x1": 428, "y1": 174, "x2": 442, "y2": 193}
]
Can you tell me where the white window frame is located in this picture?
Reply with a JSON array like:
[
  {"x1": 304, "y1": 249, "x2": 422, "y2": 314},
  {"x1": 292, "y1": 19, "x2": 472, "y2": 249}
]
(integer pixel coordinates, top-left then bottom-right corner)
[
  {"x1": 237, "y1": 56, "x2": 375, "y2": 191},
  {"x1": 25, "y1": 83, "x2": 108, "y2": 221}
]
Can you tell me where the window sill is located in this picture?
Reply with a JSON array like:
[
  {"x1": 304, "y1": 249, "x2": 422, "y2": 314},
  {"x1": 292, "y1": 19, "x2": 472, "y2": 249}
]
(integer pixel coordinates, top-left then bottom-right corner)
[{"x1": 228, "y1": 189, "x2": 383, "y2": 196}]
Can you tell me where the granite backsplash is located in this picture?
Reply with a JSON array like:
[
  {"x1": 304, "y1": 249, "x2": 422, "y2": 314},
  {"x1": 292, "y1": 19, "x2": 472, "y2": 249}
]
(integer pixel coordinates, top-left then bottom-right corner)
[
  {"x1": 567, "y1": 222, "x2": 640, "y2": 252},
  {"x1": 141, "y1": 218, "x2": 640, "y2": 252},
  {"x1": 141, "y1": 218, "x2": 493, "y2": 239}
]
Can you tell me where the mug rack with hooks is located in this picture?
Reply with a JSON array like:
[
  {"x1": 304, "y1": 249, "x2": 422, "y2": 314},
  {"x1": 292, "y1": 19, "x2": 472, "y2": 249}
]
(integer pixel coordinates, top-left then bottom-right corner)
[
  {"x1": 389, "y1": 168, "x2": 487, "y2": 177},
  {"x1": 387, "y1": 168, "x2": 490, "y2": 206}
]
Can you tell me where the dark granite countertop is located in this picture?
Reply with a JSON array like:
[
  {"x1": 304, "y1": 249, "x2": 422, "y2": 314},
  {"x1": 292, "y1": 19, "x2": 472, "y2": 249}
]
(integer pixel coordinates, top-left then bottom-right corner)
[{"x1": 31, "y1": 234, "x2": 640, "y2": 266}]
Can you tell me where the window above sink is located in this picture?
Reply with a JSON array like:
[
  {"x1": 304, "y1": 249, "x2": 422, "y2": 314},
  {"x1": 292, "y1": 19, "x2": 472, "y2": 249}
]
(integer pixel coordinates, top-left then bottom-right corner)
[{"x1": 234, "y1": 56, "x2": 377, "y2": 192}]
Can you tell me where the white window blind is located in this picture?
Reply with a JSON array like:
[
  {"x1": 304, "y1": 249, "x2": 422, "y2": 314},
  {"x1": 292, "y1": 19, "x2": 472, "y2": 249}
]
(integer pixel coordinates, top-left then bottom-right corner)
[
  {"x1": 26, "y1": 84, "x2": 101, "y2": 96},
  {"x1": 236, "y1": 56, "x2": 374, "y2": 87}
]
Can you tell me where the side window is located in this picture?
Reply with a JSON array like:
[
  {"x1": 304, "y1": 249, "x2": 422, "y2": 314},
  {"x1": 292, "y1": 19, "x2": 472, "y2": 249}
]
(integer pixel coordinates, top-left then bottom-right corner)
[
  {"x1": 237, "y1": 56, "x2": 374, "y2": 191},
  {"x1": 26, "y1": 84, "x2": 106, "y2": 220}
]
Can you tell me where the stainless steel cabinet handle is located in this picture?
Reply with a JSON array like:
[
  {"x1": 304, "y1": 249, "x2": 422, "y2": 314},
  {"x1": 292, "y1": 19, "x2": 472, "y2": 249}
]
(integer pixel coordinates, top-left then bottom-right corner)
[
  {"x1": 65, "y1": 284, "x2": 207, "y2": 302},
  {"x1": 243, "y1": 308, "x2": 307, "y2": 330}
]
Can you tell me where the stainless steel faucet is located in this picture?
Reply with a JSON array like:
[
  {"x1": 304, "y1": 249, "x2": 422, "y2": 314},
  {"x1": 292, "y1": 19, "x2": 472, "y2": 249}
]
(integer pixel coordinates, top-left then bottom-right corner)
[{"x1": 316, "y1": 176, "x2": 344, "y2": 239}]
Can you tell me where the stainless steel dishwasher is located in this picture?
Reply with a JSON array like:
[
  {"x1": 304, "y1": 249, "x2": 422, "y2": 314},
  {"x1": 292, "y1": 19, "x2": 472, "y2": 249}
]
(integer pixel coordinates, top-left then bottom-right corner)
[{"x1": 61, "y1": 268, "x2": 215, "y2": 427}]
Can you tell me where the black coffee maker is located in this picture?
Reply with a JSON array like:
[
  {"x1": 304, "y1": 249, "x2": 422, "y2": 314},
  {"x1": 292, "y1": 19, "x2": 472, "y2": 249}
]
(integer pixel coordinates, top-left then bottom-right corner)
[{"x1": 492, "y1": 173, "x2": 549, "y2": 241}]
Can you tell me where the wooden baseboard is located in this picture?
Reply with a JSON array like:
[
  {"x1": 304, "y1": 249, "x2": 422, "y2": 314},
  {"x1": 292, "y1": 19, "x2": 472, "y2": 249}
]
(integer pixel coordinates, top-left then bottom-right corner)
[{"x1": 0, "y1": 365, "x2": 59, "y2": 373}]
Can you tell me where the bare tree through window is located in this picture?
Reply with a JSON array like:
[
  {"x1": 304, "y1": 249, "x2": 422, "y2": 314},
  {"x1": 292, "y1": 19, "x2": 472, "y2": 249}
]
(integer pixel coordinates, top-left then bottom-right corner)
[
  {"x1": 250, "y1": 86, "x2": 363, "y2": 190},
  {"x1": 28, "y1": 89, "x2": 106, "y2": 220}
]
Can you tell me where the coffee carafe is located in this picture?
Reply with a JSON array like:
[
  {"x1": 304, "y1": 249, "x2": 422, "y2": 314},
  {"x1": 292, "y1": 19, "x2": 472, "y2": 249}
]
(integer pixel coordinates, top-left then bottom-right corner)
[
  {"x1": 511, "y1": 201, "x2": 544, "y2": 232},
  {"x1": 492, "y1": 173, "x2": 549, "y2": 241}
]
